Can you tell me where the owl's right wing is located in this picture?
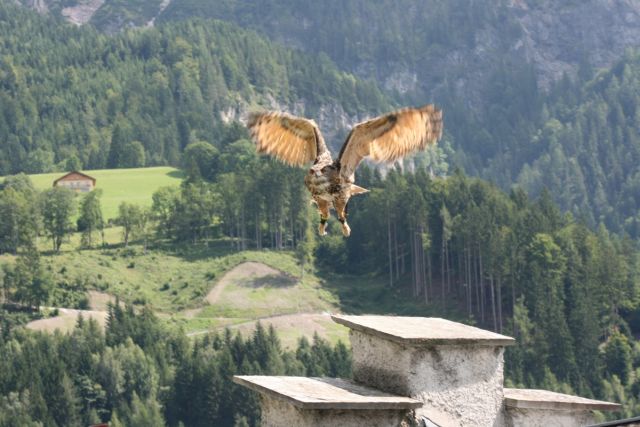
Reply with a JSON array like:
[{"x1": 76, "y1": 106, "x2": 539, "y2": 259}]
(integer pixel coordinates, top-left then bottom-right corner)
[
  {"x1": 247, "y1": 111, "x2": 330, "y2": 167},
  {"x1": 337, "y1": 105, "x2": 443, "y2": 181}
]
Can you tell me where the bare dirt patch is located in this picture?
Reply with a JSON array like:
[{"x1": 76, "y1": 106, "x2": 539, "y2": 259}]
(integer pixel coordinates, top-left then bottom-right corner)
[
  {"x1": 228, "y1": 313, "x2": 349, "y2": 348},
  {"x1": 88, "y1": 290, "x2": 116, "y2": 311},
  {"x1": 27, "y1": 308, "x2": 108, "y2": 333},
  {"x1": 181, "y1": 308, "x2": 203, "y2": 318},
  {"x1": 205, "y1": 261, "x2": 295, "y2": 304}
]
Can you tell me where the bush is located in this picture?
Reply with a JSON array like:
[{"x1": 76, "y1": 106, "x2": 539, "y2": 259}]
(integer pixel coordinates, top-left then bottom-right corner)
[
  {"x1": 77, "y1": 295, "x2": 90, "y2": 310},
  {"x1": 132, "y1": 296, "x2": 147, "y2": 305},
  {"x1": 315, "y1": 234, "x2": 348, "y2": 271}
]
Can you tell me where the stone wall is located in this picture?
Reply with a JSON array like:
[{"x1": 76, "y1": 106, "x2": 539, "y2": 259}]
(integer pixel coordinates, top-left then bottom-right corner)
[
  {"x1": 350, "y1": 329, "x2": 505, "y2": 426},
  {"x1": 504, "y1": 407, "x2": 595, "y2": 427},
  {"x1": 259, "y1": 395, "x2": 412, "y2": 427}
]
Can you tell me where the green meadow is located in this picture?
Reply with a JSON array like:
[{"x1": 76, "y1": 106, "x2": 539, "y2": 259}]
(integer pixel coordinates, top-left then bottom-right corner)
[{"x1": 4, "y1": 167, "x2": 183, "y2": 220}]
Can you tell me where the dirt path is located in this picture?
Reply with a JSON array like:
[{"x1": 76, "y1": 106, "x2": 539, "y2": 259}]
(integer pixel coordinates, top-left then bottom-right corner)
[
  {"x1": 27, "y1": 308, "x2": 108, "y2": 333},
  {"x1": 227, "y1": 312, "x2": 332, "y2": 334},
  {"x1": 205, "y1": 261, "x2": 285, "y2": 305},
  {"x1": 186, "y1": 312, "x2": 349, "y2": 348},
  {"x1": 26, "y1": 291, "x2": 116, "y2": 333},
  {"x1": 88, "y1": 290, "x2": 116, "y2": 310}
]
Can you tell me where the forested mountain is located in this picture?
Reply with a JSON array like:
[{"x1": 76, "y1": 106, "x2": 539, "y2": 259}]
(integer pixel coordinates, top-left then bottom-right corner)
[
  {"x1": 0, "y1": 2, "x2": 388, "y2": 176},
  {"x1": 12, "y1": 0, "x2": 640, "y2": 238}
]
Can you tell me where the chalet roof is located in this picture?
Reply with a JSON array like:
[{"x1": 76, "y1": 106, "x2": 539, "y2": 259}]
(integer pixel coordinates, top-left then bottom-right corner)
[
  {"x1": 504, "y1": 388, "x2": 622, "y2": 411},
  {"x1": 53, "y1": 171, "x2": 96, "y2": 185},
  {"x1": 233, "y1": 376, "x2": 422, "y2": 410},
  {"x1": 331, "y1": 315, "x2": 515, "y2": 347}
]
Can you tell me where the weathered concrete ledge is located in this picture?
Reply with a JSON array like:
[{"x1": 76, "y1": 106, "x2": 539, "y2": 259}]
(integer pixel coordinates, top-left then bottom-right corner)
[
  {"x1": 504, "y1": 388, "x2": 622, "y2": 411},
  {"x1": 331, "y1": 314, "x2": 516, "y2": 347},
  {"x1": 232, "y1": 376, "x2": 422, "y2": 410}
]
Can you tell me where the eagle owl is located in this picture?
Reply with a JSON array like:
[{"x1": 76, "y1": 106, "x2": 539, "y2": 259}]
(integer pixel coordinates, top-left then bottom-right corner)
[{"x1": 248, "y1": 105, "x2": 443, "y2": 237}]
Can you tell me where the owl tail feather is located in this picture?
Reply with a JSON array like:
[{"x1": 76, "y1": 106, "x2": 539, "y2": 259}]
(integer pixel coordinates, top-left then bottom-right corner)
[{"x1": 350, "y1": 184, "x2": 369, "y2": 196}]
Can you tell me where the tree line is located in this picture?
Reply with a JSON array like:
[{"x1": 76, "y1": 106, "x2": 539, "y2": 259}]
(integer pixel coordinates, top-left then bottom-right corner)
[{"x1": 0, "y1": 303, "x2": 351, "y2": 426}]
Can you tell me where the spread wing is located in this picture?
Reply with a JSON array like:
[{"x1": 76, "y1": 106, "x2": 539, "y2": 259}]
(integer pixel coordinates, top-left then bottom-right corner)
[
  {"x1": 247, "y1": 111, "x2": 330, "y2": 167},
  {"x1": 337, "y1": 105, "x2": 443, "y2": 181}
]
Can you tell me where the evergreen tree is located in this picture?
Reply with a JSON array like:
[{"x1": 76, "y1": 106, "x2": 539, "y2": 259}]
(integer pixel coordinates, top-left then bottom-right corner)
[{"x1": 604, "y1": 332, "x2": 633, "y2": 385}]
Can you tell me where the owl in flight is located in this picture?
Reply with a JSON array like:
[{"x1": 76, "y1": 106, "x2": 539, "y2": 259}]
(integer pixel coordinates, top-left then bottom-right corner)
[{"x1": 248, "y1": 105, "x2": 443, "y2": 237}]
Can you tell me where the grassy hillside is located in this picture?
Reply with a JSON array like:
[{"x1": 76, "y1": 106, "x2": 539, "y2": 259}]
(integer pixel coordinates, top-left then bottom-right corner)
[
  {"x1": 14, "y1": 241, "x2": 347, "y2": 346},
  {"x1": 3, "y1": 167, "x2": 183, "y2": 220},
  {"x1": 8, "y1": 237, "x2": 438, "y2": 347}
]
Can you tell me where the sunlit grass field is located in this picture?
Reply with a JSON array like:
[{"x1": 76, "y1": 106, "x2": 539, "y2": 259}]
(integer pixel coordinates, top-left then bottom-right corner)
[{"x1": 3, "y1": 167, "x2": 183, "y2": 220}]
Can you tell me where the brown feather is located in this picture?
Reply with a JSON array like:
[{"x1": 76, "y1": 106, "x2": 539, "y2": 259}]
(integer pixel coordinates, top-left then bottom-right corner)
[
  {"x1": 247, "y1": 111, "x2": 330, "y2": 167},
  {"x1": 338, "y1": 105, "x2": 443, "y2": 181}
]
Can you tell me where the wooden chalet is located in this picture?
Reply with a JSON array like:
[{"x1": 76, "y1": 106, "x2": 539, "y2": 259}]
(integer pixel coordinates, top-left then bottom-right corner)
[{"x1": 53, "y1": 171, "x2": 96, "y2": 192}]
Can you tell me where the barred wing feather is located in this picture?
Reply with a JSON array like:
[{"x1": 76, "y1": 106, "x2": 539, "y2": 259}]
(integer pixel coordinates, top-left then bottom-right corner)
[
  {"x1": 338, "y1": 105, "x2": 443, "y2": 181},
  {"x1": 247, "y1": 111, "x2": 329, "y2": 167}
]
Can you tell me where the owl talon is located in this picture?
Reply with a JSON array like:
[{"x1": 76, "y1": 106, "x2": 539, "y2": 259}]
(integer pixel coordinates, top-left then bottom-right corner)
[
  {"x1": 341, "y1": 223, "x2": 351, "y2": 237},
  {"x1": 318, "y1": 222, "x2": 328, "y2": 236}
]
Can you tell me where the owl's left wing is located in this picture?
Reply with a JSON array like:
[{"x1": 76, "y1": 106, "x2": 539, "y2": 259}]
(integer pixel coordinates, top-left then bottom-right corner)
[
  {"x1": 247, "y1": 111, "x2": 330, "y2": 167},
  {"x1": 337, "y1": 105, "x2": 443, "y2": 181}
]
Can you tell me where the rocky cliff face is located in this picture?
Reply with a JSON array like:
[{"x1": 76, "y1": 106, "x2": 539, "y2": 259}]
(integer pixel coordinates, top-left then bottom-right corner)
[
  {"x1": 377, "y1": 0, "x2": 640, "y2": 107},
  {"x1": 219, "y1": 95, "x2": 363, "y2": 152},
  {"x1": 511, "y1": 0, "x2": 640, "y2": 88}
]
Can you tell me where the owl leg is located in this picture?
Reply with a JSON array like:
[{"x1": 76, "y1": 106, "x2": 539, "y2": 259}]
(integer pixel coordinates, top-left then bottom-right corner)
[
  {"x1": 335, "y1": 197, "x2": 351, "y2": 237},
  {"x1": 316, "y1": 198, "x2": 330, "y2": 236}
]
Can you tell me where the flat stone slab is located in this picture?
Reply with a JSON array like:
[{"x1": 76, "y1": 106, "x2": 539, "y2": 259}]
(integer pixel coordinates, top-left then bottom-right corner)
[
  {"x1": 233, "y1": 376, "x2": 422, "y2": 410},
  {"x1": 331, "y1": 315, "x2": 515, "y2": 346},
  {"x1": 504, "y1": 388, "x2": 621, "y2": 411}
]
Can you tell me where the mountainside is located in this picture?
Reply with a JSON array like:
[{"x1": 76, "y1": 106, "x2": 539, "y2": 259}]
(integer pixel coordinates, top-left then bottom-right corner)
[
  {"x1": 0, "y1": 3, "x2": 389, "y2": 175},
  {"x1": 20, "y1": 0, "x2": 640, "y2": 99},
  {"x1": 15, "y1": 0, "x2": 640, "y2": 238}
]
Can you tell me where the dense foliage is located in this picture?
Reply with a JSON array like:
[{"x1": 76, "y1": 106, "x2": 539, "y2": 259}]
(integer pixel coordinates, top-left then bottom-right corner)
[
  {"x1": 513, "y1": 55, "x2": 640, "y2": 237},
  {"x1": 5, "y1": 155, "x2": 640, "y2": 418},
  {"x1": 0, "y1": 2, "x2": 388, "y2": 176},
  {"x1": 158, "y1": 0, "x2": 640, "y2": 238},
  {"x1": 6, "y1": 1, "x2": 640, "y2": 238},
  {"x1": 0, "y1": 304, "x2": 351, "y2": 427}
]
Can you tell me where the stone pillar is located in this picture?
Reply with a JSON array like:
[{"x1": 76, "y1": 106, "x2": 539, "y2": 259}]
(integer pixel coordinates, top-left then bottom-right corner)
[
  {"x1": 232, "y1": 376, "x2": 421, "y2": 427},
  {"x1": 503, "y1": 388, "x2": 621, "y2": 427},
  {"x1": 332, "y1": 315, "x2": 515, "y2": 426}
]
